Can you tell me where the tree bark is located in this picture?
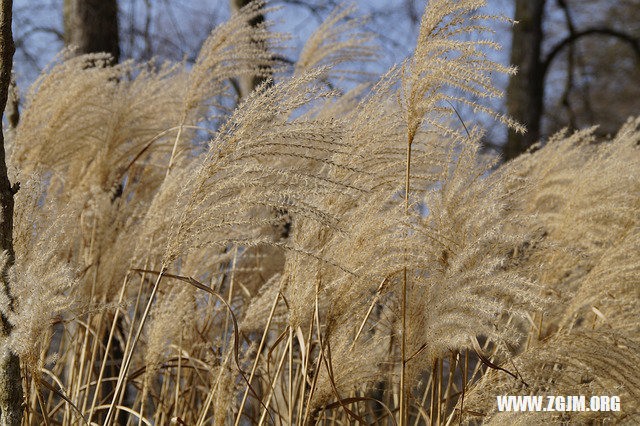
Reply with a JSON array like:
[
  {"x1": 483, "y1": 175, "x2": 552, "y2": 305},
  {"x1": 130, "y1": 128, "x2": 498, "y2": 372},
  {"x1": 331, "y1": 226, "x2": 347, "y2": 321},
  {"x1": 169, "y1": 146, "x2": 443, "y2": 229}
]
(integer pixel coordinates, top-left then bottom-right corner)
[
  {"x1": 0, "y1": 1, "x2": 22, "y2": 425},
  {"x1": 63, "y1": 0, "x2": 120, "y2": 63},
  {"x1": 504, "y1": 0, "x2": 546, "y2": 161},
  {"x1": 230, "y1": 0, "x2": 267, "y2": 98},
  {"x1": 6, "y1": 75, "x2": 16, "y2": 130}
]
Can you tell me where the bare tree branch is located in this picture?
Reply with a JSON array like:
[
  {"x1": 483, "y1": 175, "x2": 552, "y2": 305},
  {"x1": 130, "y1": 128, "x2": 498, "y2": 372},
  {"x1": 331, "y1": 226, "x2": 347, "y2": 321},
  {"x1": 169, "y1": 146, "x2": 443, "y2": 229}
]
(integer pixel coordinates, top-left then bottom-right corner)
[{"x1": 542, "y1": 26, "x2": 640, "y2": 76}]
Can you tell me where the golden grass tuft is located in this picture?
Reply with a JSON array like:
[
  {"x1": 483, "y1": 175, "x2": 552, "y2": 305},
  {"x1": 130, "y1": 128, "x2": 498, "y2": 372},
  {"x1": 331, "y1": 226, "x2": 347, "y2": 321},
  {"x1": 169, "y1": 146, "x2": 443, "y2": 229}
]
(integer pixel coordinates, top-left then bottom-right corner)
[{"x1": 2, "y1": 1, "x2": 639, "y2": 424}]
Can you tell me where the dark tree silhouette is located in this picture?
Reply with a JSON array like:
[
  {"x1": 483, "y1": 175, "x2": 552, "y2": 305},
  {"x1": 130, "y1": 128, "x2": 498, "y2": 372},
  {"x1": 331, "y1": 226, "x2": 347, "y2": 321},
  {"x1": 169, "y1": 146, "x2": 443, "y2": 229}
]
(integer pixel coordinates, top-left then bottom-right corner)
[
  {"x1": 63, "y1": 0, "x2": 120, "y2": 63},
  {"x1": 504, "y1": 0, "x2": 546, "y2": 161},
  {"x1": 0, "y1": 0, "x2": 22, "y2": 424},
  {"x1": 504, "y1": 0, "x2": 640, "y2": 161}
]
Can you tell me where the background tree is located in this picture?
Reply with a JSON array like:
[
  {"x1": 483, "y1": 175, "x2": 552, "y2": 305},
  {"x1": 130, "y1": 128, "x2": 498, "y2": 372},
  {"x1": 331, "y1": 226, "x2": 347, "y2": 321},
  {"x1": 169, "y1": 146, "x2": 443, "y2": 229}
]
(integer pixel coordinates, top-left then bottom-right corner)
[
  {"x1": 0, "y1": 0, "x2": 22, "y2": 425},
  {"x1": 61, "y1": 3, "x2": 122, "y2": 422},
  {"x1": 543, "y1": 0, "x2": 640, "y2": 138},
  {"x1": 504, "y1": 0, "x2": 546, "y2": 160},
  {"x1": 63, "y1": 0, "x2": 119, "y2": 62},
  {"x1": 230, "y1": 0, "x2": 267, "y2": 98},
  {"x1": 504, "y1": 0, "x2": 640, "y2": 160}
]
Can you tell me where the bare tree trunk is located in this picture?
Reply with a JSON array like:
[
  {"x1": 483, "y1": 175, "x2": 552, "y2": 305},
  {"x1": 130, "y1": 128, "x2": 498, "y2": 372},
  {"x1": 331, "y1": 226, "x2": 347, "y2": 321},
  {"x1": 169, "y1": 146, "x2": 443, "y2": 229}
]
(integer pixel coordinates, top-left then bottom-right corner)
[
  {"x1": 63, "y1": 0, "x2": 120, "y2": 63},
  {"x1": 63, "y1": 2, "x2": 122, "y2": 422},
  {"x1": 504, "y1": 0, "x2": 546, "y2": 161},
  {"x1": 230, "y1": 0, "x2": 267, "y2": 98},
  {"x1": 230, "y1": 1, "x2": 292, "y2": 240},
  {"x1": 0, "y1": 1, "x2": 22, "y2": 425}
]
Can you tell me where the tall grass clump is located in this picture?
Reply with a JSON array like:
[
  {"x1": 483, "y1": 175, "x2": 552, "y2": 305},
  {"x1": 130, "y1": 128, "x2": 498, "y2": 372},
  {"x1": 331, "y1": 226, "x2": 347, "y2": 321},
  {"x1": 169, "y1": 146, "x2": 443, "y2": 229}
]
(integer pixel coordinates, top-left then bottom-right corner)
[{"x1": 1, "y1": 0, "x2": 639, "y2": 424}]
